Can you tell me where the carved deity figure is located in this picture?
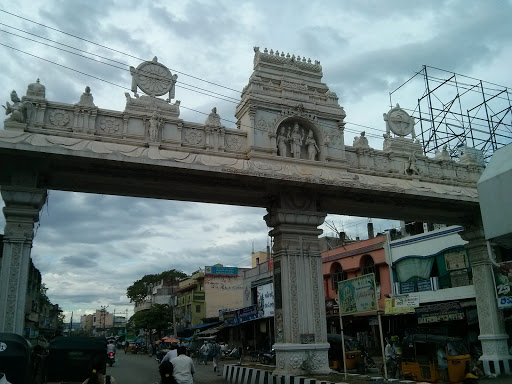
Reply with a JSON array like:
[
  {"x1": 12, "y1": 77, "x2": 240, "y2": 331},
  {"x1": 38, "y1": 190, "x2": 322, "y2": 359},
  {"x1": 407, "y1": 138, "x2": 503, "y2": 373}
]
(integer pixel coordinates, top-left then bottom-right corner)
[
  {"x1": 148, "y1": 111, "x2": 163, "y2": 142},
  {"x1": 3, "y1": 90, "x2": 27, "y2": 123},
  {"x1": 289, "y1": 122, "x2": 304, "y2": 159},
  {"x1": 353, "y1": 131, "x2": 369, "y2": 148},
  {"x1": 305, "y1": 130, "x2": 319, "y2": 160},
  {"x1": 435, "y1": 145, "x2": 451, "y2": 160},
  {"x1": 405, "y1": 151, "x2": 420, "y2": 175},
  {"x1": 277, "y1": 127, "x2": 289, "y2": 156},
  {"x1": 78, "y1": 86, "x2": 95, "y2": 107}
]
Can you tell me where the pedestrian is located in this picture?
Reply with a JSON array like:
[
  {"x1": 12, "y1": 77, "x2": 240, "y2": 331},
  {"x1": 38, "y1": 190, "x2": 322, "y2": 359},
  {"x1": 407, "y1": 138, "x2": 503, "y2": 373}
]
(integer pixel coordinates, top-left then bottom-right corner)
[
  {"x1": 210, "y1": 340, "x2": 222, "y2": 373},
  {"x1": 199, "y1": 341, "x2": 210, "y2": 365},
  {"x1": 158, "y1": 361, "x2": 178, "y2": 384},
  {"x1": 81, "y1": 354, "x2": 118, "y2": 384},
  {"x1": 171, "y1": 346, "x2": 195, "y2": 384},
  {"x1": 148, "y1": 343, "x2": 154, "y2": 357}
]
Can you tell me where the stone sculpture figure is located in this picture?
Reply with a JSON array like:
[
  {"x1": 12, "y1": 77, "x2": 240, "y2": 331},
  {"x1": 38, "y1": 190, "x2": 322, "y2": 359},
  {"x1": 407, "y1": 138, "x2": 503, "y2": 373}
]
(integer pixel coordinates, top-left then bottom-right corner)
[
  {"x1": 305, "y1": 130, "x2": 319, "y2": 160},
  {"x1": 3, "y1": 90, "x2": 28, "y2": 123},
  {"x1": 277, "y1": 127, "x2": 289, "y2": 156},
  {"x1": 289, "y1": 122, "x2": 304, "y2": 159},
  {"x1": 77, "y1": 86, "x2": 95, "y2": 107},
  {"x1": 148, "y1": 111, "x2": 163, "y2": 142},
  {"x1": 353, "y1": 131, "x2": 369, "y2": 148},
  {"x1": 405, "y1": 151, "x2": 420, "y2": 175}
]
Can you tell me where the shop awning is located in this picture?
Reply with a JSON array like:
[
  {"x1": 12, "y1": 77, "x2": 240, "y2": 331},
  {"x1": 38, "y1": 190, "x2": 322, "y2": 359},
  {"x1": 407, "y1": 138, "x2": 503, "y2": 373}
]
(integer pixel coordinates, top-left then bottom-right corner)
[
  {"x1": 198, "y1": 324, "x2": 225, "y2": 336},
  {"x1": 185, "y1": 322, "x2": 220, "y2": 330}
]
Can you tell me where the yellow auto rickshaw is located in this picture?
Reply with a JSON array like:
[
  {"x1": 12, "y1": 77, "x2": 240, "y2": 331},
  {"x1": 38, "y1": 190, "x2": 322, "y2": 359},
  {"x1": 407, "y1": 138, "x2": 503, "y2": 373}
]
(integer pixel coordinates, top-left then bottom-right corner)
[
  {"x1": 400, "y1": 334, "x2": 471, "y2": 383},
  {"x1": 327, "y1": 333, "x2": 362, "y2": 371}
]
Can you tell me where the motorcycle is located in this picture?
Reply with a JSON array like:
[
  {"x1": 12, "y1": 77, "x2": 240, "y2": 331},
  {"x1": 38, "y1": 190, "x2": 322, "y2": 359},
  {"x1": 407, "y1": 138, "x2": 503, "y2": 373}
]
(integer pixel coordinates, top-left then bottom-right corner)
[
  {"x1": 107, "y1": 351, "x2": 115, "y2": 367},
  {"x1": 258, "y1": 349, "x2": 275, "y2": 365}
]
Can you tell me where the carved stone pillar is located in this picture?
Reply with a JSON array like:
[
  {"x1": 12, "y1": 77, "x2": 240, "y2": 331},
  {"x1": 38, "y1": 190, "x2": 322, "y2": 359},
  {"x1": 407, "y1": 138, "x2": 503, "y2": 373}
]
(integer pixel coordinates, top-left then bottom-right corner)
[
  {"x1": 461, "y1": 225, "x2": 512, "y2": 375},
  {"x1": 0, "y1": 186, "x2": 47, "y2": 334},
  {"x1": 264, "y1": 192, "x2": 330, "y2": 375}
]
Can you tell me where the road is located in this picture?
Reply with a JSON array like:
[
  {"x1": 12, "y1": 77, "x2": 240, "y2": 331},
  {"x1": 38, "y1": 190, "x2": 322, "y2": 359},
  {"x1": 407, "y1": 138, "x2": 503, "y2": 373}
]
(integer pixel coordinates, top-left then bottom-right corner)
[{"x1": 106, "y1": 351, "x2": 226, "y2": 384}]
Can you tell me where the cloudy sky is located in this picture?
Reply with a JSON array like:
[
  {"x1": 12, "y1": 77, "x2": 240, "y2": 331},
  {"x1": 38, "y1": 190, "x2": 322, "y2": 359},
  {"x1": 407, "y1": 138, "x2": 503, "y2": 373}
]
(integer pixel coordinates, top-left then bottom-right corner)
[{"x1": 1, "y1": 0, "x2": 511, "y2": 323}]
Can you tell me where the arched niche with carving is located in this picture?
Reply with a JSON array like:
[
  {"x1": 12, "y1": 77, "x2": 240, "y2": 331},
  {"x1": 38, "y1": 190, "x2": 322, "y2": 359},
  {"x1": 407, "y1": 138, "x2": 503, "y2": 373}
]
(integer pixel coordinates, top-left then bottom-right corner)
[{"x1": 273, "y1": 116, "x2": 324, "y2": 161}]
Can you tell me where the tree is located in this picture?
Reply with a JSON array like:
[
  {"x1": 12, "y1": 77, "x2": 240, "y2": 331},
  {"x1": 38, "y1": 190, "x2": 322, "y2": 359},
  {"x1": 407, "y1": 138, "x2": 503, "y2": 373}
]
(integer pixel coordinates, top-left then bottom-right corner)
[
  {"x1": 129, "y1": 304, "x2": 172, "y2": 336},
  {"x1": 126, "y1": 269, "x2": 187, "y2": 304}
]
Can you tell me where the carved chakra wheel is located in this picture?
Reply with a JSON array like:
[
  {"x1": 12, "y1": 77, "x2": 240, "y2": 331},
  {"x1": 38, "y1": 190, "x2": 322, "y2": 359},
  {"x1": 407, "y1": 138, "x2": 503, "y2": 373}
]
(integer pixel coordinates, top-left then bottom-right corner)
[
  {"x1": 383, "y1": 103, "x2": 415, "y2": 138},
  {"x1": 130, "y1": 56, "x2": 178, "y2": 99}
]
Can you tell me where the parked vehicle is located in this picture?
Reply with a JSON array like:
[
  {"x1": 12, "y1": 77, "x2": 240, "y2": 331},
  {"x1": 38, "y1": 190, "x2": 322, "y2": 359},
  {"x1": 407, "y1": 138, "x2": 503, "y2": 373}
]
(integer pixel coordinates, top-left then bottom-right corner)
[
  {"x1": 46, "y1": 336, "x2": 107, "y2": 383},
  {"x1": 400, "y1": 333, "x2": 470, "y2": 383},
  {"x1": 0, "y1": 333, "x2": 34, "y2": 384},
  {"x1": 327, "y1": 333, "x2": 363, "y2": 371},
  {"x1": 258, "y1": 349, "x2": 276, "y2": 365}
]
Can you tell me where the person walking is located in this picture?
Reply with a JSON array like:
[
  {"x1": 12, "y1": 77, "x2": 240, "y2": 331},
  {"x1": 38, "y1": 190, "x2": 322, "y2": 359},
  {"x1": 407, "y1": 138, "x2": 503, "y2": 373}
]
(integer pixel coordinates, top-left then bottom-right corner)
[
  {"x1": 171, "y1": 346, "x2": 195, "y2": 384},
  {"x1": 199, "y1": 341, "x2": 210, "y2": 365},
  {"x1": 211, "y1": 340, "x2": 222, "y2": 373}
]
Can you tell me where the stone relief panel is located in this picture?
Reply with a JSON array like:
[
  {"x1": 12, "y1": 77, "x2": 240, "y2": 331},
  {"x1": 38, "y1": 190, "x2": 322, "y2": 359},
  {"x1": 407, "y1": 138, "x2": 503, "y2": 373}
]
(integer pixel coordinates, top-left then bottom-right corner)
[
  {"x1": 225, "y1": 135, "x2": 243, "y2": 151},
  {"x1": 183, "y1": 128, "x2": 204, "y2": 146},
  {"x1": 5, "y1": 243, "x2": 22, "y2": 331},
  {"x1": 99, "y1": 117, "x2": 122, "y2": 135},
  {"x1": 48, "y1": 109, "x2": 71, "y2": 127}
]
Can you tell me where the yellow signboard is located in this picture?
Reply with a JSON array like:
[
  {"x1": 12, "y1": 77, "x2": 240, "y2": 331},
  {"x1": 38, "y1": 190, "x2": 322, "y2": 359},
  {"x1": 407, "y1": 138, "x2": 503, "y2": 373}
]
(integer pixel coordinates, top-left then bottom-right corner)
[{"x1": 384, "y1": 294, "x2": 420, "y2": 315}]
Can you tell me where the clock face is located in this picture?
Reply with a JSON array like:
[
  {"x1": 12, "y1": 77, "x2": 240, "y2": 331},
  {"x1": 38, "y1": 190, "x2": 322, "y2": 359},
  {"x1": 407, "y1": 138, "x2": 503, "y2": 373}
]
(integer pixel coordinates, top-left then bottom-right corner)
[{"x1": 136, "y1": 62, "x2": 173, "y2": 96}]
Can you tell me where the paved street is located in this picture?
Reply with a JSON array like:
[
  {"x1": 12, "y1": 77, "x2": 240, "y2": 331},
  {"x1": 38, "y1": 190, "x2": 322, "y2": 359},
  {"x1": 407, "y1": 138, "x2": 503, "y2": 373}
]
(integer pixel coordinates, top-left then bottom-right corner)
[{"x1": 105, "y1": 351, "x2": 227, "y2": 384}]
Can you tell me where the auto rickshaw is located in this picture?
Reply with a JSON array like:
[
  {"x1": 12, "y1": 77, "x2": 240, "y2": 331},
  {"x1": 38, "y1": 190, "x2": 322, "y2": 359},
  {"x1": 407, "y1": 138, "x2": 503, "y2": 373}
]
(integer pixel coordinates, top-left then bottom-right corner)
[
  {"x1": 327, "y1": 333, "x2": 362, "y2": 371},
  {"x1": 125, "y1": 340, "x2": 138, "y2": 354},
  {"x1": 400, "y1": 334, "x2": 470, "y2": 383},
  {"x1": 0, "y1": 333, "x2": 34, "y2": 384},
  {"x1": 46, "y1": 336, "x2": 107, "y2": 383}
]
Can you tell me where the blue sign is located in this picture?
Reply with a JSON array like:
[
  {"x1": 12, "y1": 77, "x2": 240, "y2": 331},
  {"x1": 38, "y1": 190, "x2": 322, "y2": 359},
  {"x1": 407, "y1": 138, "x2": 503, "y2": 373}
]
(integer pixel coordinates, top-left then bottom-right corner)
[
  {"x1": 400, "y1": 282, "x2": 416, "y2": 294},
  {"x1": 205, "y1": 266, "x2": 238, "y2": 276},
  {"x1": 238, "y1": 305, "x2": 258, "y2": 323},
  {"x1": 417, "y1": 279, "x2": 432, "y2": 292}
]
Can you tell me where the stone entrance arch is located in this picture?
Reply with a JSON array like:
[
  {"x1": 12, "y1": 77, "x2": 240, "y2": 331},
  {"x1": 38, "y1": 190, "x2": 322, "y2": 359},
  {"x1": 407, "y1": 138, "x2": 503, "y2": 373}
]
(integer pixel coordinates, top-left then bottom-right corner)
[{"x1": 1, "y1": 47, "x2": 508, "y2": 374}]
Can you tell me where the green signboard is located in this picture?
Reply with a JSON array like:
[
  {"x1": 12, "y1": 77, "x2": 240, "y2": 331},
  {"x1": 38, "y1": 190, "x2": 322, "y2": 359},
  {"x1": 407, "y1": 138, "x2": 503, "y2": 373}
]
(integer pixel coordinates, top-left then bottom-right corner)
[{"x1": 338, "y1": 273, "x2": 377, "y2": 316}]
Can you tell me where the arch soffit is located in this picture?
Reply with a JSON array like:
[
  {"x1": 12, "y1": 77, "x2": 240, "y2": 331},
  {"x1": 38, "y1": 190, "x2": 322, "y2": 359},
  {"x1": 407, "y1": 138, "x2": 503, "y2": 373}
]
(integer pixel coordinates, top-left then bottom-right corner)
[
  {"x1": 329, "y1": 261, "x2": 343, "y2": 274},
  {"x1": 360, "y1": 254, "x2": 375, "y2": 269}
]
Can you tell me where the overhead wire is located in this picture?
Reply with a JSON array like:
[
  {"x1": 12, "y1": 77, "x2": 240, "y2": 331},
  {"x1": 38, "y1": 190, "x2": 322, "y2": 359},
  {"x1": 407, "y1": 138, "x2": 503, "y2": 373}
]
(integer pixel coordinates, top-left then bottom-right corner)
[
  {"x1": 1, "y1": 42, "x2": 383, "y2": 140},
  {"x1": 0, "y1": 12, "x2": 386, "y2": 139}
]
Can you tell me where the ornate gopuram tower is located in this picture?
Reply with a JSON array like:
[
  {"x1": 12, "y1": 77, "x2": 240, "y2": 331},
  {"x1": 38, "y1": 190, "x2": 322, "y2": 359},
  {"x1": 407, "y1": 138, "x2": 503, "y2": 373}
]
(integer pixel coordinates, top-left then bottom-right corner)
[{"x1": 236, "y1": 47, "x2": 347, "y2": 374}]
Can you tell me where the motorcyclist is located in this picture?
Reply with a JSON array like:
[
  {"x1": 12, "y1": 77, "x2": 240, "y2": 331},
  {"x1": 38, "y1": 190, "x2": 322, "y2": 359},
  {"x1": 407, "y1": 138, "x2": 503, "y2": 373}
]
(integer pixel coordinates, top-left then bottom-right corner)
[
  {"x1": 385, "y1": 336, "x2": 399, "y2": 378},
  {"x1": 107, "y1": 340, "x2": 116, "y2": 354}
]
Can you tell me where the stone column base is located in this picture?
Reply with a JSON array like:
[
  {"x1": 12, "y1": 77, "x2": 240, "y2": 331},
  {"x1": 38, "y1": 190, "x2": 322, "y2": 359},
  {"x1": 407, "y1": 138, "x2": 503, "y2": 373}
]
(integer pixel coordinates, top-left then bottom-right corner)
[
  {"x1": 479, "y1": 334, "x2": 512, "y2": 375},
  {"x1": 273, "y1": 342, "x2": 331, "y2": 376}
]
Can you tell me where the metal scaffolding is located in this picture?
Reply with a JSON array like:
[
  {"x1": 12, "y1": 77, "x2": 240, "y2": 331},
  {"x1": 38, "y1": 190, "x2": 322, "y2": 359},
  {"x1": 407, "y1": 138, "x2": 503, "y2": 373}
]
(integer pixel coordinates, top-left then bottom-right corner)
[{"x1": 390, "y1": 65, "x2": 512, "y2": 162}]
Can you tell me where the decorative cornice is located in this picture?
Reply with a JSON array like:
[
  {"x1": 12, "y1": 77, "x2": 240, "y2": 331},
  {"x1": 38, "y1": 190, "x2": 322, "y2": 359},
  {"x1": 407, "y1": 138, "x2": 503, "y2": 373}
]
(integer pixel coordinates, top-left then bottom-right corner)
[{"x1": 253, "y1": 47, "x2": 322, "y2": 73}]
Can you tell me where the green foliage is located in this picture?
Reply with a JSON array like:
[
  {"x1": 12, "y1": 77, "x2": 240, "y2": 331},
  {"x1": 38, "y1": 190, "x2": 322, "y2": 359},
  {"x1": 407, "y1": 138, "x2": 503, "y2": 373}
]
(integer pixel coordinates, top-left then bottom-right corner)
[
  {"x1": 129, "y1": 304, "x2": 173, "y2": 334},
  {"x1": 126, "y1": 269, "x2": 187, "y2": 304},
  {"x1": 39, "y1": 283, "x2": 51, "y2": 307}
]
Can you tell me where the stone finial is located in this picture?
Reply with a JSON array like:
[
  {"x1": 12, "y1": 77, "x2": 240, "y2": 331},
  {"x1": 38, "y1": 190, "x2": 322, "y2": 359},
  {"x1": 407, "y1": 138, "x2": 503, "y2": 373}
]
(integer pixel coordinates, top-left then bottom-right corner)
[{"x1": 26, "y1": 78, "x2": 46, "y2": 99}]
